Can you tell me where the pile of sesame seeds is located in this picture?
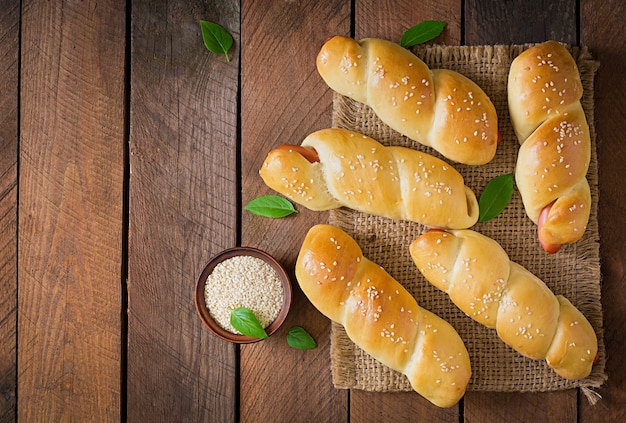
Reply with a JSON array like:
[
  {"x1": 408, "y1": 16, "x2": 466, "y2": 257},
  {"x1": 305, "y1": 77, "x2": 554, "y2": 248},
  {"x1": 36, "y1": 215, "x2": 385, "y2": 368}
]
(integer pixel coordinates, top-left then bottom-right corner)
[{"x1": 204, "y1": 255, "x2": 284, "y2": 334}]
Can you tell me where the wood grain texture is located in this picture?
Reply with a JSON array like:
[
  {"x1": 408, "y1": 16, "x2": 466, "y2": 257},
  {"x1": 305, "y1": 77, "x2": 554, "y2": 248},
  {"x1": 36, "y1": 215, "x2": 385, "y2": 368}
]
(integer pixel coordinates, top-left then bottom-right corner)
[
  {"x1": 18, "y1": 1, "x2": 125, "y2": 421},
  {"x1": 465, "y1": 391, "x2": 576, "y2": 422},
  {"x1": 464, "y1": 0, "x2": 577, "y2": 45},
  {"x1": 356, "y1": 0, "x2": 462, "y2": 44},
  {"x1": 351, "y1": 391, "x2": 459, "y2": 422},
  {"x1": 239, "y1": 1, "x2": 349, "y2": 421},
  {"x1": 128, "y1": 1, "x2": 239, "y2": 421},
  {"x1": 0, "y1": 2, "x2": 19, "y2": 421},
  {"x1": 580, "y1": 0, "x2": 626, "y2": 420}
]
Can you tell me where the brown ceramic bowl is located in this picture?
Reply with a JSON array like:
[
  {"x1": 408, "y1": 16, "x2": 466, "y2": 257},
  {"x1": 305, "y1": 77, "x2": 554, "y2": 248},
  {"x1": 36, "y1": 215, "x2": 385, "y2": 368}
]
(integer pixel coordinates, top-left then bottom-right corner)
[{"x1": 194, "y1": 247, "x2": 292, "y2": 344}]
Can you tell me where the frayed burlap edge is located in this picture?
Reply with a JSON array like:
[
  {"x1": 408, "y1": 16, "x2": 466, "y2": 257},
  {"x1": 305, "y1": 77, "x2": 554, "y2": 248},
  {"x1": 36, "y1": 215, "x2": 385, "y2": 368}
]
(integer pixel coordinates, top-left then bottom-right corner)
[{"x1": 327, "y1": 44, "x2": 607, "y2": 401}]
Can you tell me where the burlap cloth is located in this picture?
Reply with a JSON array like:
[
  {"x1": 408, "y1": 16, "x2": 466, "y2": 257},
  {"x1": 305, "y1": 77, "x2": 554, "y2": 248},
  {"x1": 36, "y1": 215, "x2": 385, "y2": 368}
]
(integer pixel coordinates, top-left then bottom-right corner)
[{"x1": 328, "y1": 44, "x2": 607, "y2": 401}]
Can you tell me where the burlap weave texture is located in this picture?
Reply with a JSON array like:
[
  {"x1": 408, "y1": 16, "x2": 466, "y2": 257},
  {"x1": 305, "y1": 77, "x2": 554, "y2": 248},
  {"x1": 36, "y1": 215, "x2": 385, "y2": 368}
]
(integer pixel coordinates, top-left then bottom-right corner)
[{"x1": 328, "y1": 44, "x2": 606, "y2": 396}]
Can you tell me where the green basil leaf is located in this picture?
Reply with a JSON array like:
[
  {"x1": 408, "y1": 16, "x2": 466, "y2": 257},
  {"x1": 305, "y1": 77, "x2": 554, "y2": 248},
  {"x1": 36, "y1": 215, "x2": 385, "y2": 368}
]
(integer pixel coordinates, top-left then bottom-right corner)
[
  {"x1": 200, "y1": 20, "x2": 234, "y2": 62},
  {"x1": 230, "y1": 307, "x2": 268, "y2": 339},
  {"x1": 479, "y1": 173, "x2": 514, "y2": 222},
  {"x1": 400, "y1": 20, "x2": 447, "y2": 48},
  {"x1": 287, "y1": 326, "x2": 317, "y2": 350},
  {"x1": 245, "y1": 195, "x2": 298, "y2": 218}
]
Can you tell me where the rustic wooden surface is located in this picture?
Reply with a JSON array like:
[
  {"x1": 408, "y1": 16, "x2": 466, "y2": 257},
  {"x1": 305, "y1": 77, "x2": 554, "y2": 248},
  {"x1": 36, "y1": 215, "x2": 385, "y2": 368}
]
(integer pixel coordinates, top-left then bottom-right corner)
[
  {"x1": 0, "y1": 2, "x2": 18, "y2": 421},
  {"x1": 18, "y1": 1, "x2": 125, "y2": 421},
  {"x1": 128, "y1": 1, "x2": 239, "y2": 421},
  {"x1": 2, "y1": 0, "x2": 625, "y2": 421}
]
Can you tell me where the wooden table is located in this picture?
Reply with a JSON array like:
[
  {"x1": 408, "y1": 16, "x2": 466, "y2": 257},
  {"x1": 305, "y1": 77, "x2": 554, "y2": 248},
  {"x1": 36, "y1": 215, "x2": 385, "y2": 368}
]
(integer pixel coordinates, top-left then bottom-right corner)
[{"x1": 1, "y1": 0, "x2": 624, "y2": 421}]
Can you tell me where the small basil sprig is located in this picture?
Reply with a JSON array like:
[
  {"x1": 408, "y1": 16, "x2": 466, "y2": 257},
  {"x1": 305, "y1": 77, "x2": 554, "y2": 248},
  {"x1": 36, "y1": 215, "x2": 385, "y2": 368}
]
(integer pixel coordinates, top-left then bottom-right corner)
[
  {"x1": 478, "y1": 173, "x2": 514, "y2": 222},
  {"x1": 245, "y1": 195, "x2": 298, "y2": 218},
  {"x1": 200, "y1": 20, "x2": 234, "y2": 62},
  {"x1": 400, "y1": 20, "x2": 447, "y2": 48},
  {"x1": 287, "y1": 326, "x2": 317, "y2": 350},
  {"x1": 229, "y1": 309, "x2": 318, "y2": 349},
  {"x1": 230, "y1": 307, "x2": 268, "y2": 339}
]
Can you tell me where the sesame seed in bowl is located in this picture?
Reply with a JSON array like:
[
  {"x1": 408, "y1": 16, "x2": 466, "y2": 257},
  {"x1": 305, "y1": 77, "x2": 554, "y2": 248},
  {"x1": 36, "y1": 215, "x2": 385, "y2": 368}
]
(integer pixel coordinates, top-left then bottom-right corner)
[{"x1": 194, "y1": 247, "x2": 292, "y2": 344}]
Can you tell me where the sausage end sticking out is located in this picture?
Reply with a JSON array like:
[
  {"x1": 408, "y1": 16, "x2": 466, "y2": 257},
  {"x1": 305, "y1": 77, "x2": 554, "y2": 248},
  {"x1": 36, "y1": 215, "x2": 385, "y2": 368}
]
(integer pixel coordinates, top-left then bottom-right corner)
[
  {"x1": 276, "y1": 144, "x2": 320, "y2": 163},
  {"x1": 537, "y1": 201, "x2": 562, "y2": 254}
]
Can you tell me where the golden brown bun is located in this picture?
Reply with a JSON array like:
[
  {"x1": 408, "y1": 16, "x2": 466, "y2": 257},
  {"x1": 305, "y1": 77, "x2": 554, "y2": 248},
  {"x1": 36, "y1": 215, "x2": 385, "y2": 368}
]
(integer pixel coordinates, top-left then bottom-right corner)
[
  {"x1": 316, "y1": 36, "x2": 498, "y2": 165},
  {"x1": 410, "y1": 229, "x2": 598, "y2": 380},
  {"x1": 260, "y1": 128, "x2": 479, "y2": 229},
  {"x1": 508, "y1": 41, "x2": 591, "y2": 251},
  {"x1": 296, "y1": 224, "x2": 471, "y2": 408}
]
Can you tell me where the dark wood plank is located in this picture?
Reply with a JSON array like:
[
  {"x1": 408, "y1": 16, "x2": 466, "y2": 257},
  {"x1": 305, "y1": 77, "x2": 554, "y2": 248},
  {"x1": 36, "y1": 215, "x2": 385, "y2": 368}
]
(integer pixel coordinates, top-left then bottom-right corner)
[
  {"x1": 580, "y1": 0, "x2": 626, "y2": 420},
  {"x1": 18, "y1": 1, "x2": 125, "y2": 421},
  {"x1": 239, "y1": 1, "x2": 350, "y2": 421},
  {"x1": 464, "y1": 0, "x2": 577, "y2": 45},
  {"x1": 0, "y1": 2, "x2": 19, "y2": 421},
  {"x1": 347, "y1": 1, "x2": 464, "y2": 421},
  {"x1": 465, "y1": 391, "x2": 576, "y2": 422},
  {"x1": 356, "y1": 0, "x2": 461, "y2": 44},
  {"x1": 465, "y1": 390, "x2": 577, "y2": 423},
  {"x1": 351, "y1": 391, "x2": 459, "y2": 423},
  {"x1": 127, "y1": 1, "x2": 240, "y2": 421},
  {"x1": 463, "y1": 1, "x2": 579, "y2": 421}
]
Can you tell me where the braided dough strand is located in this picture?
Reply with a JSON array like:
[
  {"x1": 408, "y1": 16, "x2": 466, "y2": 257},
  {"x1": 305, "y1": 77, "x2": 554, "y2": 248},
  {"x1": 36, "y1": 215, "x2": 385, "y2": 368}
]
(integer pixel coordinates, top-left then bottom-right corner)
[
  {"x1": 316, "y1": 36, "x2": 499, "y2": 165},
  {"x1": 508, "y1": 41, "x2": 592, "y2": 252},
  {"x1": 296, "y1": 224, "x2": 471, "y2": 407},
  {"x1": 259, "y1": 128, "x2": 479, "y2": 229},
  {"x1": 410, "y1": 229, "x2": 598, "y2": 380}
]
